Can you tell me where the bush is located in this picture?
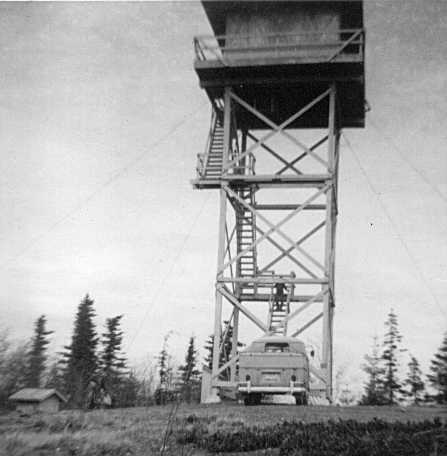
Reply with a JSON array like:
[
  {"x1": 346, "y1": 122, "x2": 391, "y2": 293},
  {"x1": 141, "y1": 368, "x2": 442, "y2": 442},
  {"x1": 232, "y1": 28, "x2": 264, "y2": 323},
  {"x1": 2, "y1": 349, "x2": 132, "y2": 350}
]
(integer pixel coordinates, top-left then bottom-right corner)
[{"x1": 176, "y1": 417, "x2": 447, "y2": 455}]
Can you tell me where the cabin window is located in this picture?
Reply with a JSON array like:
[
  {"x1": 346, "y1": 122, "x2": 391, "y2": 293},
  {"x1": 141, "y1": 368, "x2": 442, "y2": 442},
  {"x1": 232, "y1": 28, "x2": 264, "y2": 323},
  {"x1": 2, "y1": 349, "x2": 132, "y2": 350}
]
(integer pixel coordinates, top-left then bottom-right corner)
[{"x1": 265, "y1": 342, "x2": 289, "y2": 353}]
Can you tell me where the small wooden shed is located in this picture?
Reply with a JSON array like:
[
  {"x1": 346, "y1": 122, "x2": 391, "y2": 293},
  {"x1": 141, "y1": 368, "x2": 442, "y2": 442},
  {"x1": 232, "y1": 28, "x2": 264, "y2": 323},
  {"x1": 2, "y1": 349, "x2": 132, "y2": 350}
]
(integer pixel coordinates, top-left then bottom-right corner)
[{"x1": 9, "y1": 388, "x2": 67, "y2": 413}]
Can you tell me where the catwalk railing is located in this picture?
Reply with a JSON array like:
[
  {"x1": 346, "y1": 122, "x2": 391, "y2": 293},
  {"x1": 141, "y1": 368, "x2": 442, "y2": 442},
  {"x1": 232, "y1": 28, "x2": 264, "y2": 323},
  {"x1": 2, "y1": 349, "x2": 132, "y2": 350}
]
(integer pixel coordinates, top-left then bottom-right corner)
[{"x1": 194, "y1": 29, "x2": 364, "y2": 65}]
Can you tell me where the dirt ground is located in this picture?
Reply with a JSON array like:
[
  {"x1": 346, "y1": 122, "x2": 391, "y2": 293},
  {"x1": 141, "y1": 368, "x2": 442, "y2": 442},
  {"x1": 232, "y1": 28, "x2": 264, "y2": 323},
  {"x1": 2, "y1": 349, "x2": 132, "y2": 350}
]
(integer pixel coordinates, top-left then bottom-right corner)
[{"x1": 1, "y1": 403, "x2": 445, "y2": 456}]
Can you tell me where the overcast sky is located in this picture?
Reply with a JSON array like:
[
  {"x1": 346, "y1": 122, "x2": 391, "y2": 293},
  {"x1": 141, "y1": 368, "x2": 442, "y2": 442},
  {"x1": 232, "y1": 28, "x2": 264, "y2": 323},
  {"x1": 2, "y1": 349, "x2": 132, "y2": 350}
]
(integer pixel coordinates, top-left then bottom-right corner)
[{"x1": 0, "y1": 1, "x2": 446, "y2": 391}]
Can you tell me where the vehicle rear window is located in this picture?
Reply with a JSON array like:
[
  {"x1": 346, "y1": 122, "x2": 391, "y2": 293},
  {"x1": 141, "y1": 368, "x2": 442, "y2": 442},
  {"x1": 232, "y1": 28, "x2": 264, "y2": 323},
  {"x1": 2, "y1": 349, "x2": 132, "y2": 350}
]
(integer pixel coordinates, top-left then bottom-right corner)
[{"x1": 265, "y1": 342, "x2": 289, "y2": 352}]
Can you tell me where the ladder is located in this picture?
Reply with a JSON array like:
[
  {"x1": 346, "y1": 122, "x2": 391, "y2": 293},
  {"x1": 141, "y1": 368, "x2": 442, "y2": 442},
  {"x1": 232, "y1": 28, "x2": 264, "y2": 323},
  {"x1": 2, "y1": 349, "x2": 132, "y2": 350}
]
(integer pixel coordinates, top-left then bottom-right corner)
[
  {"x1": 236, "y1": 188, "x2": 257, "y2": 293},
  {"x1": 201, "y1": 111, "x2": 224, "y2": 180},
  {"x1": 267, "y1": 283, "x2": 293, "y2": 335}
]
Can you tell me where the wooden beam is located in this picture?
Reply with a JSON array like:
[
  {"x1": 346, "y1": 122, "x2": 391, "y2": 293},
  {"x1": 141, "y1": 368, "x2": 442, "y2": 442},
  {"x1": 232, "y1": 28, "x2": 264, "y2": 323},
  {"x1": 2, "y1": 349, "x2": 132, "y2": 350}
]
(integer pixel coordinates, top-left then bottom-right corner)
[
  {"x1": 291, "y1": 312, "x2": 324, "y2": 337},
  {"x1": 223, "y1": 174, "x2": 331, "y2": 185},
  {"x1": 218, "y1": 286, "x2": 269, "y2": 332},
  {"x1": 213, "y1": 354, "x2": 240, "y2": 379},
  {"x1": 219, "y1": 277, "x2": 327, "y2": 285},
  {"x1": 276, "y1": 135, "x2": 329, "y2": 175},
  {"x1": 246, "y1": 131, "x2": 302, "y2": 175},
  {"x1": 259, "y1": 221, "x2": 326, "y2": 274},
  {"x1": 285, "y1": 289, "x2": 328, "y2": 324},
  {"x1": 221, "y1": 185, "x2": 328, "y2": 273},
  {"x1": 211, "y1": 87, "x2": 231, "y2": 382},
  {"x1": 254, "y1": 204, "x2": 326, "y2": 211},
  {"x1": 251, "y1": 218, "x2": 318, "y2": 279},
  {"x1": 310, "y1": 365, "x2": 326, "y2": 384},
  {"x1": 225, "y1": 90, "x2": 331, "y2": 171}
]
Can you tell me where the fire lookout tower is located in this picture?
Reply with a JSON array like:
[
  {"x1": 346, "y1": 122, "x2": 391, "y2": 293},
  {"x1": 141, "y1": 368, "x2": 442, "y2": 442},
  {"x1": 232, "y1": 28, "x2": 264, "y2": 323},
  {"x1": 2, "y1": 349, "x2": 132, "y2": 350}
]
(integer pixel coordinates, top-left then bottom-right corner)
[{"x1": 193, "y1": 1, "x2": 365, "y2": 403}]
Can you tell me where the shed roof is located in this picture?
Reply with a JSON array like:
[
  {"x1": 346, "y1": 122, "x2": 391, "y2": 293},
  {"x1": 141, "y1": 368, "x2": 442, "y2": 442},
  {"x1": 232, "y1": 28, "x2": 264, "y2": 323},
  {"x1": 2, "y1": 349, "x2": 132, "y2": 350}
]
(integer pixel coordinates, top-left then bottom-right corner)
[{"x1": 9, "y1": 388, "x2": 67, "y2": 403}]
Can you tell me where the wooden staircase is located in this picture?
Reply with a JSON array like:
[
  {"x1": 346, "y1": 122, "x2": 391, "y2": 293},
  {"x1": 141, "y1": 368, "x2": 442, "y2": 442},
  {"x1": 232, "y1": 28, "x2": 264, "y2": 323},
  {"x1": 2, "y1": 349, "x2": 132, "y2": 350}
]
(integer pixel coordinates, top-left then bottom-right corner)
[
  {"x1": 236, "y1": 188, "x2": 257, "y2": 294},
  {"x1": 197, "y1": 110, "x2": 224, "y2": 180},
  {"x1": 267, "y1": 284, "x2": 293, "y2": 335}
]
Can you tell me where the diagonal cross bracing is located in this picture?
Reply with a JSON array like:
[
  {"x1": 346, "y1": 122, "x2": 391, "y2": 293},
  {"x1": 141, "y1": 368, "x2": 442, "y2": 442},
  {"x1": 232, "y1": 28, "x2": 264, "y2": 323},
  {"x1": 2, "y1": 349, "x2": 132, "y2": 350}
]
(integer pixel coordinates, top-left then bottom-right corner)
[
  {"x1": 291, "y1": 312, "x2": 324, "y2": 337},
  {"x1": 220, "y1": 185, "x2": 329, "y2": 274},
  {"x1": 276, "y1": 135, "x2": 329, "y2": 175},
  {"x1": 251, "y1": 217, "x2": 318, "y2": 278},
  {"x1": 224, "y1": 89, "x2": 331, "y2": 171},
  {"x1": 259, "y1": 220, "x2": 326, "y2": 275},
  {"x1": 246, "y1": 131, "x2": 303, "y2": 176},
  {"x1": 219, "y1": 285, "x2": 269, "y2": 332}
]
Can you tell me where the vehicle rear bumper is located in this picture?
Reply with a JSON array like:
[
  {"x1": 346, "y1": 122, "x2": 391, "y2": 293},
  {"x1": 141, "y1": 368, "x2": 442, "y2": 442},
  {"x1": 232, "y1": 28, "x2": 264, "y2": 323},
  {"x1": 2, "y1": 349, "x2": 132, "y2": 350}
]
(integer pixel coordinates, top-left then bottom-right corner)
[{"x1": 238, "y1": 382, "x2": 306, "y2": 394}]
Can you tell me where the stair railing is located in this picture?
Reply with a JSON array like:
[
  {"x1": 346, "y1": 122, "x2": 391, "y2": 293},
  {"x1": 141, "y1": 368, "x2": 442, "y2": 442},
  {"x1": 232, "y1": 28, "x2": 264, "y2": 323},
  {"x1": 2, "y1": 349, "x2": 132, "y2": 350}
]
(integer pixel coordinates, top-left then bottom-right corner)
[
  {"x1": 196, "y1": 108, "x2": 217, "y2": 178},
  {"x1": 267, "y1": 287, "x2": 274, "y2": 331}
]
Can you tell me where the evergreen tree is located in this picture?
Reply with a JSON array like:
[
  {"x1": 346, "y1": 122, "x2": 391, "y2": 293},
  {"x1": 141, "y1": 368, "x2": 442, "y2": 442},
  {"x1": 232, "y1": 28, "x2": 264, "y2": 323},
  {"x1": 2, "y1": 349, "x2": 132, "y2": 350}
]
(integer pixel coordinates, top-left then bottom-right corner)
[
  {"x1": 100, "y1": 315, "x2": 127, "y2": 394},
  {"x1": 25, "y1": 315, "x2": 53, "y2": 387},
  {"x1": 359, "y1": 336, "x2": 385, "y2": 405},
  {"x1": 115, "y1": 371, "x2": 140, "y2": 407},
  {"x1": 381, "y1": 309, "x2": 405, "y2": 405},
  {"x1": 427, "y1": 331, "x2": 447, "y2": 404},
  {"x1": 0, "y1": 337, "x2": 29, "y2": 408},
  {"x1": 61, "y1": 294, "x2": 99, "y2": 407},
  {"x1": 404, "y1": 355, "x2": 425, "y2": 405},
  {"x1": 155, "y1": 333, "x2": 173, "y2": 404},
  {"x1": 158, "y1": 334, "x2": 172, "y2": 389},
  {"x1": 178, "y1": 336, "x2": 200, "y2": 402},
  {"x1": 45, "y1": 360, "x2": 65, "y2": 392}
]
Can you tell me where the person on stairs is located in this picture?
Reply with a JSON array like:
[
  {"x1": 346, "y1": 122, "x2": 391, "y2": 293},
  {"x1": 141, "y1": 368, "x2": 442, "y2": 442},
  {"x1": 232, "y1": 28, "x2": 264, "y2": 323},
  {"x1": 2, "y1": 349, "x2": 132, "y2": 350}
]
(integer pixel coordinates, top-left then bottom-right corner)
[{"x1": 274, "y1": 282, "x2": 287, "y2": 311}]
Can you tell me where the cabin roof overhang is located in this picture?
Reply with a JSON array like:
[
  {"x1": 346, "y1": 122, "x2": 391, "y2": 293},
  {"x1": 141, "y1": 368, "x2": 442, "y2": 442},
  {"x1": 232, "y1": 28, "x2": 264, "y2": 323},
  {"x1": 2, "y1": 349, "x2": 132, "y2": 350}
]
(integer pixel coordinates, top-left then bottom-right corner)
[{"x1": 202, "y1": 0, "x2": 364, "y2": 37}]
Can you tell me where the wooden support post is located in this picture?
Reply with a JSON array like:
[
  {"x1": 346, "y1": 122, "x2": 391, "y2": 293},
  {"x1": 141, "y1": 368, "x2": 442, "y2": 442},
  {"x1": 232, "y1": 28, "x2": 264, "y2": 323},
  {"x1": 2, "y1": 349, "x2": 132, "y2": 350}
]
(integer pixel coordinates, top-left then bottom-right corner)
[
  {"x1": 230, "y1": 308, "x2": 239, "y2": 382},
  {"x1": 322, "y1": 84, "x2": 337, "y2": 402},
  {"x1": 230, "y1": 127, "x2": 246, "y2": 384},
  {"x1": 210, "y1": 87, "x2": 232, "y2": 396}
]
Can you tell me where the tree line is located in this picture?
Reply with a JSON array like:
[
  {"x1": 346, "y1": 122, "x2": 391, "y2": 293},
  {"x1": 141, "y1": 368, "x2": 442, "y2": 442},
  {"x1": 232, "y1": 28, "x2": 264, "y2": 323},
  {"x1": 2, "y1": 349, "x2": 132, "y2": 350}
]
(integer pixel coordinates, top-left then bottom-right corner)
[
  {"x1": 0, "y1": 294, "x2": 203, "y2": 409},
  {"x1": 0, "y1": 297, "x2": 446, "y2": 409},
  {"x1": 360, "y1": 309, "x2": 447, "y2": 405}
]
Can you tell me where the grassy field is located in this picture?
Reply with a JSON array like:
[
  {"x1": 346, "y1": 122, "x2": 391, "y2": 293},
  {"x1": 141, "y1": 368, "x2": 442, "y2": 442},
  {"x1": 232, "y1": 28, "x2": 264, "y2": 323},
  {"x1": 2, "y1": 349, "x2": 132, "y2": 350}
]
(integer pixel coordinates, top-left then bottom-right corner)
[{"x1": 0, "y1": 403, "x2": 445, "y2": 456}]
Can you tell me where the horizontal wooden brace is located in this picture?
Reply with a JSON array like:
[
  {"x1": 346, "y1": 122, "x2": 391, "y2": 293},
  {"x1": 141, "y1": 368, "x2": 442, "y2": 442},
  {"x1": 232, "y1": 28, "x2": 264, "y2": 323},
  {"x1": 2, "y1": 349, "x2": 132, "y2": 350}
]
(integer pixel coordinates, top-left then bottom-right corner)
[
  {"x1": 218, "y1": 277, "x2": 327, "y2": 285},
  {"x1": 240, "y1": 293, "x2": 324, "y2": 303},
  {"x1": 198, "y1": 75, "x2": 364, "y2": 89},
  {"x1": 254, "y1": 204, "x2": 326, "y2": 211},
  {"x1": 224, "y1": 174, "x2": 331, "y2": 185}
]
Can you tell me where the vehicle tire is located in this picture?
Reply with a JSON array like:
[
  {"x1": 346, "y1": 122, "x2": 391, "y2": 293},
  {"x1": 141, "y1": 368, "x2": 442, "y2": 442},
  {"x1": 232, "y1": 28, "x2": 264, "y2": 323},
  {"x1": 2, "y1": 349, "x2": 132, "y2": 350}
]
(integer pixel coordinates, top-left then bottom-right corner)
[
  {"x1": 294, "y1": 393, "x2": 305, "y2": 405},
  {"x1": 244, "y1": 393, "x2": 261, "y2": 406},
  {"x1": 244, "y1": 394, "x2": 253, "y2": 406},
  {"x1": 302, "y1": 394, "x2": 308, "y2": 406}
]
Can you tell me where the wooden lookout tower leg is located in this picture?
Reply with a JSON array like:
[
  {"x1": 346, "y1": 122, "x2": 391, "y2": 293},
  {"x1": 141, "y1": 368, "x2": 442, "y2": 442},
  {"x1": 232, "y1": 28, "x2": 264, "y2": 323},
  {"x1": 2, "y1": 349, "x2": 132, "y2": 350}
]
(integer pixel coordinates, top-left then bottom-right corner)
[
  {"x1": 322, "y1": 84, "x2": 339, "y2": 402},
  {"x1": 207, "y1": 88, "x2": 232, "y2": 402}
]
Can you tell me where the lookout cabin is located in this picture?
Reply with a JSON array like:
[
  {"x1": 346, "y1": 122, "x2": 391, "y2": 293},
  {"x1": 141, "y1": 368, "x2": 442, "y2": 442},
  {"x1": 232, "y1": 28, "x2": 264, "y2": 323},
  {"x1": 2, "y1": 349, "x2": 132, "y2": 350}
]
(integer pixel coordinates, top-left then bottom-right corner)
[
  {"x1": 9, "y1": 388, "x2": 67, "y2": 414},
  {"x1": 194, "y1": 0, "x2": 365, "y2": 128}
]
